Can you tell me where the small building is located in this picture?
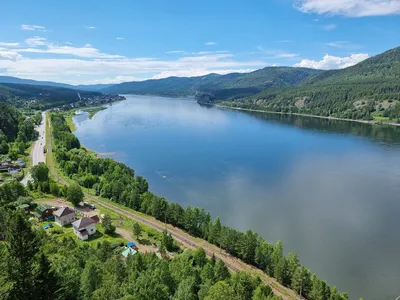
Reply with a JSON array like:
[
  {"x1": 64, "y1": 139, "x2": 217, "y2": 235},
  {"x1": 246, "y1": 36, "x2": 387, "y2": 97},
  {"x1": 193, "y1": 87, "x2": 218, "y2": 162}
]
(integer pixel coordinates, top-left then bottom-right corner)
[
  {"x1": 34, "y1": 204, "x2": 54, "y2": 221},
  {"x1": 15, "y1": 161, "x2": 26, "y2": 168},
  {"x1": 121, "y1": 247, "x2": 137, "y2": 258},
  {"x1": 54, "y1": 207, "x2": 76, "y2": 226},
  {"x1": 90, "y1": 215, "x2": 100, "y2": 224},
  {"x1": 17, "y1": 204, "x2": 30, "y2": 214},
  {"x1": 72, "y1": 217, "x2": 97, "y2": 240},
  {"x1": 127, "y1": 242, "x2": 138, "y2": 250}
]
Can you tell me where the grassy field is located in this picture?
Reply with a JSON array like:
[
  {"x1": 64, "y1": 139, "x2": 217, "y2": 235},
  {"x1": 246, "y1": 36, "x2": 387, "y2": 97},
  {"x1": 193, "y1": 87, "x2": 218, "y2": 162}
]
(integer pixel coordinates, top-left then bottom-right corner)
[
  {"x1": 82, "y1": 106, "x2": 107, "y2": 119},
  {"x1": 371, "y1": 111, "x2": 390, "y2": 121}
]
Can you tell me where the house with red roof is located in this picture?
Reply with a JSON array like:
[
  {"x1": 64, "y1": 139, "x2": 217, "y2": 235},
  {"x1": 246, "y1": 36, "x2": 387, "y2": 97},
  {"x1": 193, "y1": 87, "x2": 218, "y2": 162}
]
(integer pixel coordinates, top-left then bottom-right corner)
[{"x1": 72, "y1": 217, "x2": 97, "y2": 240}]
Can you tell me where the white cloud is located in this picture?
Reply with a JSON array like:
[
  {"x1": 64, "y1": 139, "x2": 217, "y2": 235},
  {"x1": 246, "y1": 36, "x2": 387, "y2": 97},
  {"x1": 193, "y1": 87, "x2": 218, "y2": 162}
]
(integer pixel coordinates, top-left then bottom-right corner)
[
  {"x1": 0, "y1": 42, "x2": 20, "y2": 47},
  {"x1": 325, "y1": 41, "x2": 361, "y2": 49},
  {"x1": 0, "y1": 37, "x2": 266, "y2": 84},
  {"x1": 166, "y1": 50, "x2": 186, "y2": 54},
  {"x1": 294, "y1": 53, "x2": 369, "y2": 69},
  {"x1": 116, "y1": 37, "x2": 124, "y2": 40},
  {"x1": 295, "y1": 0, "x2": 400, "y2": 17},
  {"x1": 21, "y1": 24, "x2": 46, "y2": 31},
  {"x1": 257, "y1": 47, "x2": 299, "y2": 58},
  {"x1": 323, "y1": 24, "x2": 337, "y2": 31},
  {"x1": 17, "y1": 38, "x2": 124, "y2": 59},
  {"x1": 0, "y1": 50, "x2": 22, "y2": 61},
  {"x1": 152, "y1": 68, "x2": 254, "y2": 79},
  {"x1": 85, "y1": 26, "x2": 96, "y2": 29},
  {"x1": 205, "y1": 41, "x2": 217, "y2": 46},
  {"x1": 25, "y1": 36, "x2": 47, "y2": 47}
]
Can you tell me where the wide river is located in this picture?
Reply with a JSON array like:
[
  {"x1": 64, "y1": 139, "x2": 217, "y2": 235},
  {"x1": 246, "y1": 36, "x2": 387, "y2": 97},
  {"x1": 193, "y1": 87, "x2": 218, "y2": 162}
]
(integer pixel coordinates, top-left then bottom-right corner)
[{"x1": 73, "y1": 95, "x2": 400, "y2": 300}]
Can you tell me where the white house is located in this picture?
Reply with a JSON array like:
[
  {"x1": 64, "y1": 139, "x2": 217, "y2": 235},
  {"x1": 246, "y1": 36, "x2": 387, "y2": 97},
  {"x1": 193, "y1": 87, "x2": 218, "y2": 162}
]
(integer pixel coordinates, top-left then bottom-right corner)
[
  {"x1": 54, "y1": 207, "x2": 76, "y2": 226},
  {"x1": 71, "y1": 217, "x2": 97, "y2": 240}
]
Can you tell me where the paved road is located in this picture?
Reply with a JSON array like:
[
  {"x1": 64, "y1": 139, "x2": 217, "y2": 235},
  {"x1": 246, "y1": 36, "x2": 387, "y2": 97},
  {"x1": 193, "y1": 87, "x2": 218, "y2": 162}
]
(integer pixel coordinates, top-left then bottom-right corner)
[{"x1": 21, "y1": 112, "x2": 46, "y2": 186}]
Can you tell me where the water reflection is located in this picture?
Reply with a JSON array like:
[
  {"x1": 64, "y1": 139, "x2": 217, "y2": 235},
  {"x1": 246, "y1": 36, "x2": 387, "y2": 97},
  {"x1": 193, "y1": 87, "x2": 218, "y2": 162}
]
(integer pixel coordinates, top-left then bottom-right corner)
[{"x1": 73, "y1": 96, "x2": 400, "y2": 300}]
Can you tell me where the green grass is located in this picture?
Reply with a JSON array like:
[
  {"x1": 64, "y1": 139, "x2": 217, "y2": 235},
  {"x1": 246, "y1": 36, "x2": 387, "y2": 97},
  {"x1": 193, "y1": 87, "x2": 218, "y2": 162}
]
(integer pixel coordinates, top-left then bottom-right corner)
[
  {"x1": 82, "y1": 106, "x2": 107, "y2": 119},
  {"x1": 65, "y1": 112, "x2": 77, "y2": 132},
  {"x1": 372, "y1": 111, "x2": 390, "y2": 121}
]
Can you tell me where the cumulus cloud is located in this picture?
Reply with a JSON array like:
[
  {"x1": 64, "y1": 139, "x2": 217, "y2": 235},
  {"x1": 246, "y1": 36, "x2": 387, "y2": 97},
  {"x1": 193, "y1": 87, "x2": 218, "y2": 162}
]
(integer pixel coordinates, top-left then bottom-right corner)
[
  {"x1": 294, "y1": 53, "x2": 369, "y2": 69},
  {"x1": 205, "y1": 41, "x2": 217, "y2": 46},
  {"x1": 116, "y1": 37, "x2": 124, "y2": 40},
  {"x1": 21, "y1": 24, "x2": 46, "y2": 31},
  {"x1": 18, "y1": 37, "x2": 124, "y2": 59},
  {"x1": 0, "y1": 36, "x2": 265, "y2": 84},
  {"x1": 85, "y1": 26, "x2": 96, "y2": 29},
  {"x1": 295, "y1": 0, "x2": 400, "y2": 17},
  {"x1": 0, "y1": 50, "x2": 22, "y2": 61}
]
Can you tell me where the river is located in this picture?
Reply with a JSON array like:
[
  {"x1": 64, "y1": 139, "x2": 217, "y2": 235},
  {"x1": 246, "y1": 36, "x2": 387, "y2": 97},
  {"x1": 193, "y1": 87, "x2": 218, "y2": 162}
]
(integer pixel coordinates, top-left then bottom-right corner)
[{"x1": 73, "y1": 95, "x2": 400, "y2": 300}]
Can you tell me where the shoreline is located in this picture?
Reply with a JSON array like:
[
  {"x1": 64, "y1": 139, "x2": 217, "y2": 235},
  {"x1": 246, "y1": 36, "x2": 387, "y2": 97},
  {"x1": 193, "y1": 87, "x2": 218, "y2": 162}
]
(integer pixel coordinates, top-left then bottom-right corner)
[{"x1": 215, "y1": 105, "x2": 400, "y2": 127}]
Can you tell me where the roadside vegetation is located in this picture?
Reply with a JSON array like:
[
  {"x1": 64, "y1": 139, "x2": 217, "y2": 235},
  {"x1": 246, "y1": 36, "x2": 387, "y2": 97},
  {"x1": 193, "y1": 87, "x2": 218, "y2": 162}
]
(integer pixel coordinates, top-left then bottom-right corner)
[
  {"x1": 0, "y1": 103, "x2": 42, "y2": 183},
  {"x1": 47, "y1": 111, "x2": 349, "y2": 300}
]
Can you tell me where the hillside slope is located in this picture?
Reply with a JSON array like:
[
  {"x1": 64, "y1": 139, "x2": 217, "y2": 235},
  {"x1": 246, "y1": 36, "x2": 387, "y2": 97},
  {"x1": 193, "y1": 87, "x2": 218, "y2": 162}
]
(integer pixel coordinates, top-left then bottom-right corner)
[
  {"x1": 222, "y1": 46, "x2": 400, "y2": 122},
  {"x1": 101, "y1": 67, "x2": 321, "y2": 98},
  {"x1": 0, "y1": 76, "x2": 112, "y2": 91},
  {"x1": 0, "y1": 83, "x2": 101, "y2": 109}
]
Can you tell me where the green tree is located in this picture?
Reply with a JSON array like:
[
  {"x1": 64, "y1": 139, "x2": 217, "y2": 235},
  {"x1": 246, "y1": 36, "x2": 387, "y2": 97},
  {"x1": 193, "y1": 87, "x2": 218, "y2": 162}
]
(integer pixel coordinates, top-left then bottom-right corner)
[
  {"x1": 66, "y1": 183, "x2": 84, "y2": 206},
  {"x1": 81, "y1": 260, "x2": 101, "y2": 299},
  {"x1": 205, "y1": 281, "x2": 240, "y2": 300},
  {"x1": 34, "y1": 253, "x2": 60, "y2": 300},
  {"x1": 102, "y1": 214, "x2": 116, "y2": 234},
  {"x1": 172, "y1": 276, "x2": 197, "y2": 300},
  {"x1": 8, "y1": 149, "x2": 19, "y2": 160},
  {"x1": 214, "y1": 259, "x2": 230, "y2": 282},
  {"x1": 132, "y1": 222, "x2": 142, "y2": 240},
  {"x1": 252, "y1": 284, "x2": 274, "y2": 300},
  {"x1": 291, "y1": 266, "x2": 311, "y2": 298},
  {"x1": 0, "y1": 140, "x2": 9, "y2": 154},
  {"x1": 49, "y1": 182, "x2": 60, "y2": 196},
  {"x1": 5, "y1": 211, "x2": 39, "y2": 300},
  {"x1": 31, "y1": 162, "x2": 49, "y2": 183},
  {"x1": 161, "y1": 229, "x2": 175, "y2": 252}
]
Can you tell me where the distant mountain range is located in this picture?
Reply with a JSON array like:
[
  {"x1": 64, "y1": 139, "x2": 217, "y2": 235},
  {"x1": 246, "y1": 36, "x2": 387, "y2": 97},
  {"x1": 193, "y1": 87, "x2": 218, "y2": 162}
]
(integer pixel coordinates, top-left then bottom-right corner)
[
  {"x1": 101, "y1": 67, "x2": 322, "y2": 99},
  {"x1": 1, "y1": 45, "x2": 399, "y2": 122},
  {"x1": 0, "y1": 76, "x2": 112, "y2": 91},
  {"x1": 221, "y1": 46, "x2": 400, "y2": 122},
  {"x1": 0, "y1": 82, "x2": 101, "y2": 109}
]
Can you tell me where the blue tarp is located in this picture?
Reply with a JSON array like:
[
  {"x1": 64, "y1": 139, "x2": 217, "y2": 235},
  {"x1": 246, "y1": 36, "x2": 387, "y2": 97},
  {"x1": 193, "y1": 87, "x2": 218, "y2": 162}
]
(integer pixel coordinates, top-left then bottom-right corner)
[{"x1": 127, "y1": 242, "x2": 136, "y2": 247}]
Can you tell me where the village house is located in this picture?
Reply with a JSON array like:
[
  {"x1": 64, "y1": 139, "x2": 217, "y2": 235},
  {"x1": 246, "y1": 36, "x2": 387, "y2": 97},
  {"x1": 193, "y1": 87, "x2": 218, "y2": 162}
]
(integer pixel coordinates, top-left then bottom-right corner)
[
  {"x1": 34, "y1": 204, "x2": 54, "y2": 221},
  {"x1": 54, "y1": 207, "x2": 76, "y2": 226},
  {"x1": 71, "y1": 217, "x2": 97, "y2": 240}
]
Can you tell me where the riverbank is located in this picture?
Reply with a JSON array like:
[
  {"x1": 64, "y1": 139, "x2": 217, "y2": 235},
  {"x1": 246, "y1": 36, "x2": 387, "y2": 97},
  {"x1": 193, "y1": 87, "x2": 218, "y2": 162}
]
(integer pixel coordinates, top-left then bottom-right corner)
[{"x1": 216, "y1": 104, "x2": 400, "y2": 127}]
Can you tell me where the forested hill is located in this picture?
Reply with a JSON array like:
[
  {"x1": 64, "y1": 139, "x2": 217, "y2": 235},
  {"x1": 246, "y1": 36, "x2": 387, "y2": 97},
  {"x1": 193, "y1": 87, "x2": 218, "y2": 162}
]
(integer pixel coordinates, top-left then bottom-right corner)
[
  {"x1": 0, "y1": 76, "x2": 113, "y2": 91},
  {"x1": 101, "y1": 67, "x2": 321, "y2": 98},
  {"x1": 0, "y1": 83, "x2": 101, "y2": 109},
  {"x1": 221, "y1": 46, "x2": 400, "y2": 122}
]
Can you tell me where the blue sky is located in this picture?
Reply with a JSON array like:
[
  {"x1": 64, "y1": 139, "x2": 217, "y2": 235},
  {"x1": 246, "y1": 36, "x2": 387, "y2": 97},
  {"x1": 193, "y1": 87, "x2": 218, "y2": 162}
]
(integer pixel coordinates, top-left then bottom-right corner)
[{"x1": 0, "y1": 0, "x2": 399, "y2": 84}]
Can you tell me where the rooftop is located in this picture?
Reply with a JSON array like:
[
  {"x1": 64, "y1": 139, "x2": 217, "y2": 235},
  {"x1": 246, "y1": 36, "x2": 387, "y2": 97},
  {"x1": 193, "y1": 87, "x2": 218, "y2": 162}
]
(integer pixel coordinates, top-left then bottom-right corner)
[
  {"x1": 54, "y1": 207, "x2": 75, "y2": 217},
  {"x1": 72, "y1": 217, "x2": 97, "y2": 229}
]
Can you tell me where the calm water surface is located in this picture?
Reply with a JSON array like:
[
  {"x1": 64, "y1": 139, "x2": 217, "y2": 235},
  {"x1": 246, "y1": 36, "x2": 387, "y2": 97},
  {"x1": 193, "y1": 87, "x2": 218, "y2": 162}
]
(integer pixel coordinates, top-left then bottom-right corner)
[{"x1": 73, "y1": 95, "x2": 400, "y2": 300}]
